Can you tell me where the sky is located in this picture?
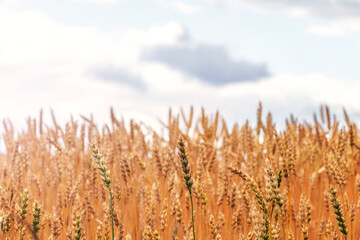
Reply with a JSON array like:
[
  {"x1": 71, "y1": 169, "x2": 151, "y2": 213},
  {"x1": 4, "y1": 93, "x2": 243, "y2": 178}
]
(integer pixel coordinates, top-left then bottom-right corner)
[{"x1": 1, "y1": 0, "x2": 360, "y2": 132}]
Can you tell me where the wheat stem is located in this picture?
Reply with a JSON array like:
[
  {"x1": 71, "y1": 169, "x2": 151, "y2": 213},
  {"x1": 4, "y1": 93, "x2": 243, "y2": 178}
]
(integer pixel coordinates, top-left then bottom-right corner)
[{"x1": 109, "y1": 187, "x2": 115, "y2": 240}]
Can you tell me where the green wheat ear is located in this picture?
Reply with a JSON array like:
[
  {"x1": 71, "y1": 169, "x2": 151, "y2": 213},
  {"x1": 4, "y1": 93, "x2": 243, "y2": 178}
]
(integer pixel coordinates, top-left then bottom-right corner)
[
  {"x1": 178, "y1": 136, "x2": 196, "y2": 240},
  {"x1": 329, "y1": 187, "x2": 348, "y2": 239},
  {"x1": 91, "y1": 143, "x2": 115, "y2": 240},
  {"x1": 32, "y1": 201, "x2": 41, "y2": 234},
  {"x1": 178, "y1": 137, "x2": 193, "y2": 192},
  {"x1": 19, "y1": 188, "x2": 29, "y2": 220}
]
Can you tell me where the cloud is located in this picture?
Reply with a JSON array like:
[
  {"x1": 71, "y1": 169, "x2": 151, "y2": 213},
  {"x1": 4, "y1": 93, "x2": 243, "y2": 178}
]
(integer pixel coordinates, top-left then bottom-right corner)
[
  {"x1": 171, "y1": 1, "x2": 199, "y2": 14},
  {"x1": 89, "y1": 65, "x2": 147, "y2": 91},
  {"x1": 308, "y1": 23, "x2": 346, "y2": 37},
  {"x1": 2, "y1": 0, "x2": 20, "y2": 5},
  {"x1": 143, "y1": 44, "x2": 269, "y2": 85},
  {"x1": 0, "y1": 5, "x2": 188, "y2": 128},
  {"x1": 307, "y1": 19, "x2": 360, "y2": 37},
  {"x1": 71, "y1": 0, "x2": 120, "y2": 3},
  {"x1": 156, "y1": 0, "x2": 200, "y2": 15},
  {"x1": 223, "y1": 0, "x2": 360, "y2": 19},
  {"x1": 1, "y1": 2, "x2": 359, "y2": 132},
  {"x1": 0, "y1": 3, "x2": 268, "y2": 89}
]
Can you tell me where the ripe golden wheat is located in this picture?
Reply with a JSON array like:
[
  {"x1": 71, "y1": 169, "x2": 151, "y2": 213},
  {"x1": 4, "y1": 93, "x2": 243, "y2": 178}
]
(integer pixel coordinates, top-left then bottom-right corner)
[{"x1": 0, "y1": 104, "x2": 360, "y2": 240}]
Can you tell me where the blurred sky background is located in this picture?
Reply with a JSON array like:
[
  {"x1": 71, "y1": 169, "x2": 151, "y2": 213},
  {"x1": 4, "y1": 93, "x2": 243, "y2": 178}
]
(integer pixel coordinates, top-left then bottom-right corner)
[{"x1": 1, "y1": 0, "x2": 360, "y2": 131}]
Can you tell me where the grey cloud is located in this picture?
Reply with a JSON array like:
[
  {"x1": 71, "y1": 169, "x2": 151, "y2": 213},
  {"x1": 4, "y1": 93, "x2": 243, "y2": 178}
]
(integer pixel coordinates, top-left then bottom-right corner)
[
  {"x1": 228, "y1": 0, "x2": 360, "y2": 19},
  {"x1": 143, "y1": 44, "x2": 269, "y2": 85},
  {"x1": 90, "y1": 66, "x2": 146, "y2": 91}
]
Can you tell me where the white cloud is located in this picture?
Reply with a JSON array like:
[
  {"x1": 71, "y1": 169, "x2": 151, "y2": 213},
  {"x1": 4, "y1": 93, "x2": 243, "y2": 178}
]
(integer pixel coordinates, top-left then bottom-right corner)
[
  {"x1": 170, "y1": 1, "x2": 200, "y2": 15},
  {"x1": 308, "y1": 23, "x2": 346, "y2": 37},
  {"x1": 220, "y1": 0, "x2": 360, "y2": 19},
  {"x1": 287, "y1": 7, "x2": 308, "y2": 18},
  {"x1": 0, "y1": 5, "x2": 185, "y2": 66},
  {"x1": 1, "y1": 0, "x2": 20, "y2": 5},
  {"x1": 220, "y1": 73, "x2": 355, "y2": 106},
  {"x1": 307, "y1": 19, "x2": 360, "y2": 37},
  {"x1": 0, "y1": 4, "x2": 187, "y2": 128},
  {"x1": 0, "y1": 3, "x2": 359, "y2": 133},
  {"x1": 156, "y1": 0, "x2": 200, "y2": 15},
  {"x1": 71, "y1": 0, "x2": 121, "y2": 3}
]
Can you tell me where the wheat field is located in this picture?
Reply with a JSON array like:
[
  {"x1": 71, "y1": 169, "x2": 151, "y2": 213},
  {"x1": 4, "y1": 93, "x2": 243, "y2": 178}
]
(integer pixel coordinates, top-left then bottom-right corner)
[{"x1": 0, "y1": 104, "x2": 360, "y2": 240}]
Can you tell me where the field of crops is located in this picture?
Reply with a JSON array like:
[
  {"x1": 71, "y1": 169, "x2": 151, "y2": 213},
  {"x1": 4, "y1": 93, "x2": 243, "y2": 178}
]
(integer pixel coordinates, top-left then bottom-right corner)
[{"x1": 0, "y1": 105, "x2": 359, "y2": 240}]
